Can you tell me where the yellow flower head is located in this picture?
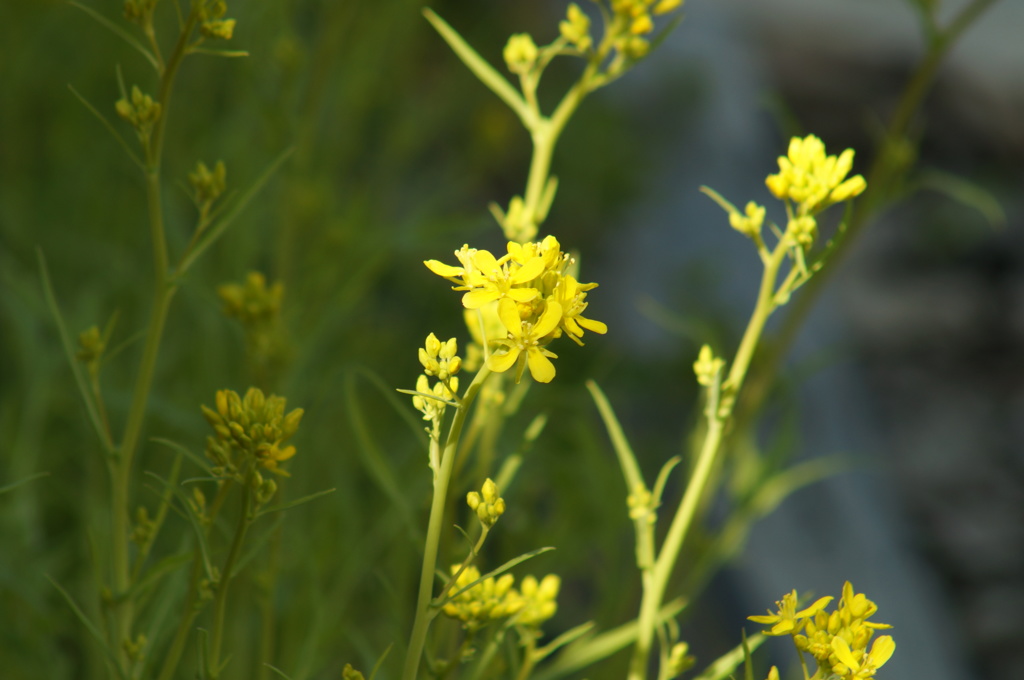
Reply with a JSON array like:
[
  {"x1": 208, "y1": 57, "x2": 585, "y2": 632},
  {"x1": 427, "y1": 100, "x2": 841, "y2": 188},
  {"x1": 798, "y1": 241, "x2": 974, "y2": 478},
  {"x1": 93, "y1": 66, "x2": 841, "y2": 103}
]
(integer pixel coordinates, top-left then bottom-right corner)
[
  {"x1": 748, "y1": 590, "x2": 833, "y2": 636},
  {"x1": 488, "y1": 298, "x2": 562, "y2": 383},
  {"x1": 428, "y1": 237, "x2": 604, "y2": 384},
  {"x1": 201, "y1": 387, "x2": 303, "y2": 478},
  {"x1": 765, "y1": 134, "x2": 866, "y2": 214},
  {"x1": 442, "y1": 566, "x2": 524, "y2": 631},
  {"x1": 467, "y1": 478, "x2": 506, "y2": 528},
  {"x1": 514, "y1": 574, "x2": 560, "y2": 628},
  {"x1": 831, "y1": 635, "x2": 895, "y2": 679}
]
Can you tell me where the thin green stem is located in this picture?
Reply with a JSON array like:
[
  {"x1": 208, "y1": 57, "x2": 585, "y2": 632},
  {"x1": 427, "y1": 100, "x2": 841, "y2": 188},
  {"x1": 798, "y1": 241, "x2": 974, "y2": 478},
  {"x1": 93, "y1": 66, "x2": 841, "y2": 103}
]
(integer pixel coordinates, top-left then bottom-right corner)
[
  {"x1": 402, "y1": 367, "x2": 493, "y2": 680},
  {"x1": 628, "y1": 243, "x2": 789, "y2": 680},
  {"x1": 736, "y1": 0, "x2": 999, "y2": 428},
  {"x1": 108, "y1": 10, "x2": 199, "y2": 666},
  {"x1": 208, "y1": 475, "x2": 255, "y2": 679}
]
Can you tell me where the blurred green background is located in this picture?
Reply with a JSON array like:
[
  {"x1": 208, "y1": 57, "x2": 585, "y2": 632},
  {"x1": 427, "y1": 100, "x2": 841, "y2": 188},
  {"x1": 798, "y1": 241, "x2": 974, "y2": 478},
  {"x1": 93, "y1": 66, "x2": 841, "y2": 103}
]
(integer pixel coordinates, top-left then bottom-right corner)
[{"x1": 3, "y1": 1, "x2": 1022, "y2": 679}]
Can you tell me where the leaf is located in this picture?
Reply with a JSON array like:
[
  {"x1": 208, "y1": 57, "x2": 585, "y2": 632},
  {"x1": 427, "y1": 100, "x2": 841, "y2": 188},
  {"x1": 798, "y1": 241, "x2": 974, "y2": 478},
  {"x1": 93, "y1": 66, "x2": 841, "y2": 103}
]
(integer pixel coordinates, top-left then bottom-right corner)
[
  {"x1": 693, "y1": 634, "x2": 765, "y2": 680},
  {"x1": 151, "y1": 437, "x2": 213, "y2": 478},
  {"x1": 47, "y1": 575, "x2": 128, "y2": 680},
  {"x1": 0, "y1": 471, "x2": 50, "y2": 496},
  {"x1": 252, "y1": 487, "x2": 335, "y2": 519},
  {"x1": 532, "y1": 598, "x2": 686, "y2": 680},
  {"x1": 143, "y1": 471, "x2": 215, "y2": 580},
  {"x1": 176, "y1": 146, "x2": 295, "y2": 274},
  {"x1": 68, "y1": 1, "x2": 159, "y2": 71},
  {"x1": 586, "y1": 380, "x2": 645, "y2": 493},
  {"x1": 432, "y1": 547, "x2": 555, "y2": 609},
  {"x1": 38, "y1": 249, "x2": 114, "y2": 453},
  {"x1": 67, "y1": 85, "x2": 143, "y2": 170},
  {"x1": 422, "y1": 9, "x2": 529, "y2": 123},
  {"x1": 916, "y1": 168, "x2": 1007, "y2": 229}
]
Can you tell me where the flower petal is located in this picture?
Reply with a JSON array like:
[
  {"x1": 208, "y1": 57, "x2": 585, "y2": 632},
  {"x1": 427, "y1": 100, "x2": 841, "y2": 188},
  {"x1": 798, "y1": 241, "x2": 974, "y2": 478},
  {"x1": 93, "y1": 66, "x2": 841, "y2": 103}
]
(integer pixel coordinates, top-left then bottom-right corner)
[
  {"x1": 497, "y1": 298, "x2": 523, "y2": 336},
  {"x1": 526, "y1": 348, "x2": 556, "y2": 383},
  {"x1": 487, "y1": 347, "x2": 521, "y2": 374},
  {"x1": 534, "y1": 301, "x2": 562, "y2": 337}
]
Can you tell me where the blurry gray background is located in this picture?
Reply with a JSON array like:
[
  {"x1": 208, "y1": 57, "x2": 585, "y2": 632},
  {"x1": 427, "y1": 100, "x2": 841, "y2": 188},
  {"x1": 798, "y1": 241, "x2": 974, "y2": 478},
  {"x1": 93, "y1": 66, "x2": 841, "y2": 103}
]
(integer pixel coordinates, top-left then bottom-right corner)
[{"x1": 597, "y1": 1, "x2": 1024, "y2": 679}]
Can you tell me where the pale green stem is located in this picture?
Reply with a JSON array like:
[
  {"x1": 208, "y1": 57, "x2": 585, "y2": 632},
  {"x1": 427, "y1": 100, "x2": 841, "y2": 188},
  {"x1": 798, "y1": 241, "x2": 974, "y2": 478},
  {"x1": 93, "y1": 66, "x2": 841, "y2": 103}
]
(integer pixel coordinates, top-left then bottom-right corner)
[
  {"x1": 108, "y1": 11, "x2": 199, "y2": 667},
  {"x1": 402, "y1": 367, "x2": 493, "y2": 680},
  {"x1": 628, "y1": 242, "x2": 790, "y2": 680},
  {"x1": 208, "y1": 473, "x2": 255, "y2": 679}
]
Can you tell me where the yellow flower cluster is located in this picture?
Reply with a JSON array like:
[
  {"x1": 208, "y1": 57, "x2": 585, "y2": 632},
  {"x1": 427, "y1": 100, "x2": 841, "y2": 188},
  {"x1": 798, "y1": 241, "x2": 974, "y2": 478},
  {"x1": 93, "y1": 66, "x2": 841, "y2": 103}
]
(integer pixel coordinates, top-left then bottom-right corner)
[
  {"x1": 442, "y1": 566, "x2": 522, "y2": 631},
  {"x1": 425, "y1": 236, "x2": 606, "y2": 383},
  {"x1": 750, "y1": 582, "x2": 895, "y2": 680},
  {"x1": 201, "y1": 387, "x2": 304, "y2": 479},
  {"x1": 441, "y1": 566, "x2": 560, "y2": 631},
  {"x1": 218, "y1": 272, "x2": 283, "y2": 329},
  {"x1": 198, "y1": 0, "x2": 236, "y2": 41},
  {"x1": 115, "y1": 86, "x2": 161, "y2": 137},
  {"x1": 609, "y1": 0, "x2": 684, "y2": 58},
  {"x1": 189, "y1": 160, "x2": 227, "y2": 207},
  {"x1": 766, "y1": 134, "x2": 867, "y2": 216},
  {"x1": 466, "y1": 478, "x2": 505, "y2": 528},
  {"x1": 411, "y1": 334, "x2": 461, "y2": 422}
]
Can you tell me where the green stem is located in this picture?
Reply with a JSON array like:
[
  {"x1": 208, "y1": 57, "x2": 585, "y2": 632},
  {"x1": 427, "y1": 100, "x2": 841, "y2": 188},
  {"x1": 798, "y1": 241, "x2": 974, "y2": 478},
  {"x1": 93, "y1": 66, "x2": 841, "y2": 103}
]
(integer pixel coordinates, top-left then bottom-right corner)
[
  {"x1": 402, "y1": 367, "x2": 493, "y2": 680},
  {"x1": 736, "y1": 0, "x2": 998, "y2": 428},
  {"x1": 108, "y1": 10, "x2": 199, "y2": 667},
  {"x1": 208, "y1": 474, "x2": 255, "y2": 679},
  {"x1": 628, "y1": 243, "x2": 789, "y2": 680}
]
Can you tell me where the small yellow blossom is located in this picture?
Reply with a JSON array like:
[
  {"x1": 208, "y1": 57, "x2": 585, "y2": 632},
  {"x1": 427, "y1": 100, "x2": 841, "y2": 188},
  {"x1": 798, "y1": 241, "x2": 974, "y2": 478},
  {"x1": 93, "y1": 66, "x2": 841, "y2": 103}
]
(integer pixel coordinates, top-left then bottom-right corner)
[
  {"x1": 692, "y1": 344, "x2": 724, "y2": 386},
  {"x1": 514, "y1": 574, "x2": 560, "y2": 628},
  {"x1": 559, "y1": 4, "x2": 592, "y2": 52},
  {"x1": 504, "y1": 33, "x2": 538, "y2": 75},
  {"x1": 748, "y1": 590, "x2": 833, "y2": 636},
  {"x1": 831, "y1": 635, "x2": 895, "y2": 679},
  {"x1": 765, "y1": 134, "x2": 866, "y2": 214},
  {"x1": 442, "y1": 565, "x2": 524, "y2": 631},
  {"x1": 201, "y1": 387, "x2": 303, "y2": 480},
  {"x1": 419, "y1": 333, "x2": 461, "y2": 380},
  {"x1": 550, "y1": 275, "x2": 606, "y2": 345},
  {"x1": 467, "y1": 478, "x2": 505, "y2": 528},
  {"x1": 729, "y1": 201, "x2": 766, "y2": 238},
  {"x1": 487, "y1": 298, "x2": 562, "y2": 383}
]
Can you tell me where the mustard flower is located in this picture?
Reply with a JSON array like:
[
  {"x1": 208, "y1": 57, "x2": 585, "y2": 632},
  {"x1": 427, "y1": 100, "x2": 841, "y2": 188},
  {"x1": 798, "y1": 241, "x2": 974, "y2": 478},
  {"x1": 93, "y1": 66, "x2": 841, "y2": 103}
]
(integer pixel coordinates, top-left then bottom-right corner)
[
  {"x1": 488, "y1": 298, "x2": 562, "y2": 383},
  {"x1": 514, "y1": 574, "x2": 560, "y2": 628},
  {"x1": 765, "y1": 134, "x2": 866, "y2": 214},
  {"x1": 467, "y1": 478, "x2": 505, "y2": 528},
  {"x1": 442, "y1": 566, "x2": 524, "y2": 631},
  {"x1": 549, "y1": 275, "x2": 606, "y2": 345},
  {"x1": 831, "y1": 635, "x2": 895, "y2": 679},
  {"x1": 748, "y1": 590, "x2": 833, "y2": 636}
]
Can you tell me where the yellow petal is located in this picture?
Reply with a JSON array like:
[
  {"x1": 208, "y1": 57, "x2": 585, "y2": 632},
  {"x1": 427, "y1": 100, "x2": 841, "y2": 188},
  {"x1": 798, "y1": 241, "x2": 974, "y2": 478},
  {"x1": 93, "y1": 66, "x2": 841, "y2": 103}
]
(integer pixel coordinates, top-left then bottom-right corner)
[
  {"x1": 869, "y1": 636, "x2": 895, "y2": 668},
  {"x1": 487, "y1": 347, "x2": 521, "y2": 374},
  {"x1": 578, "y1": 316, "x2": 607, "y2": 334},
  {"x1": 527, "y1": 349, "x2": 556, "y2": 383},
  {"x1": 830, "y1": 636, "x2": 859, "y2": 670},
  {"x1": 511, "y1": 255, "x2": 546, "y2": 284},
  {"x1": 463, "y1": 289, "x2": 500, "y2": 309},
  {"x1": 497, "y1": 298, "x2": 523, "y2": 336},
  {"x1": 534, "y1": 301, "x2": 562, "y2": 337},
  {"x1": 425, "y1": 260, "x2": 463, "y2": 277}
]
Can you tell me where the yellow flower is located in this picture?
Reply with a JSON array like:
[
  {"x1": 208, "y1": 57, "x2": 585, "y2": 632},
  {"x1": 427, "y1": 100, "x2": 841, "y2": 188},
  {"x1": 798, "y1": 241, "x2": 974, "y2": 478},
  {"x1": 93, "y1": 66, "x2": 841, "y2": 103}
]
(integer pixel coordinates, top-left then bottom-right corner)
[
  {"x1": 549, "y1": 275, "x2": 606, "y2": 345},
  {"x1": 831, "y1": 635, "x2": 895, "y2": 679},
  {"x1": 748, "y1": 590, "x2": 833, "y2": 636},
  {"x1": 442, "y1": 566, "x2": 524, "y2": 630},
  {"x1": 425, "y1": 247, "x2": 545, "y2": 309},
  {"x1": 765, "y1": 134, "x2": 866, "y2": 214},
  {"x1": 487, "y1": 298, "x2": 562, "y2": 383},
  {"x1": 514, "y1": 574, "x2": 560, "y2": 628}
]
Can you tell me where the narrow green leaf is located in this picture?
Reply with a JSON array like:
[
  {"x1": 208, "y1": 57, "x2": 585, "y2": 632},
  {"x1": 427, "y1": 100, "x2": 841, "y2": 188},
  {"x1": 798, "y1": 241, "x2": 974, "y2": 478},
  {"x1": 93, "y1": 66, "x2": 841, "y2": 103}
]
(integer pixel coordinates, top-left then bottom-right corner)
[
  {"x1": 151, "y1": 437, "x2": 213, "y2": 476},
  {"x1": 38, "y1": 249, "x2": 114, "y2": 453},
  {"x1": 186, "y1": 47, "x2": 250, "y2": 58},
  {"x1": 143, "y1": 471, "x2": 215, "y2": 579},
  {"x1": 433, "y1": 547, "x2": 555, "y2": 609},
  {"x1": 916, "y1": 168, "x2": 1007, "y2": 229},
  {"x1": 47, "y1": 575, "x2": 128, "y2": 680},
  {"x1": 586, "y1": 380, "x2": 645, "y2": 493},
  {"x1": 67, "y1": 85, "x2": 143, "y2": 170},
  {"x1": 262, "y1": 664, "x2": 295, "y2": 680},
  {"x1": 532, "y1": 598, "x2": 686, "y2": 680},
  {"x1": 68, "y1": 1, "x2": 160, "y2": 71},
  {"x1": 422, "y1": 9, "x2": 530, "y2": 123},
  {"x1": 176, "y1": 146, "x2": 295, "y2": 274},
  {"x1": 533, "y1": 621, "x2": 595, "y2": 663},
  {"x1": 693, "y1": 633, "x2": 765, "y2": 680},
  {"x1": 0, "y1": 471, "x2": 50, "y2": 496},
  {"x1": 253, "y1": 487, "x2": 335, "y2": 519},
  {"x1": 369, "y1": 643, "x2": 393, "y2": 680}
]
